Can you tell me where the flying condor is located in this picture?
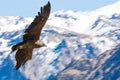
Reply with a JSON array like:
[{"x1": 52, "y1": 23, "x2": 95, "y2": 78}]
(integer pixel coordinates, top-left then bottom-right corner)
[{"x1": 12, "y1": 1, "x2": 51, "y2": 70}]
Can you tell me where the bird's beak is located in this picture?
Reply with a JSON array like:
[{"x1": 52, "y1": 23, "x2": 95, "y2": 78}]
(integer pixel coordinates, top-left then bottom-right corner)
[{"x1": 44, "y1": 44, "x2": 47, "y2": 47}]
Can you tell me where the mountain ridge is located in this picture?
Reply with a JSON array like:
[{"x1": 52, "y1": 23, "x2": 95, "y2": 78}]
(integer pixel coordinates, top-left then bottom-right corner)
[
  {"x1": 55, "y1": 44, "x2": 120, "y2": 80},
  {"x1": 0, "y1": 1, "x2": 120, "y2": 80}
]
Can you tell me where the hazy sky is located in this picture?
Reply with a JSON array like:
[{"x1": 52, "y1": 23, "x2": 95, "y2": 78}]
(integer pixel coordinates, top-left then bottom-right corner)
[{"x1": 0, "y1": 0, "x2": 119, "y2": 17}]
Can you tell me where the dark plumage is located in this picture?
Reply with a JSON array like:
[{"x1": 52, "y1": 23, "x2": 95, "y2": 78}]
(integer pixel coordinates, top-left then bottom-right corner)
[{"x1": 12, "y1": 2, "x2": 51, "y2": 70}]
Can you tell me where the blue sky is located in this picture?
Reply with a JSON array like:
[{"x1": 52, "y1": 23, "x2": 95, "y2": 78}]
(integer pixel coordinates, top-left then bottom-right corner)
[{"x1": 0, "y1": 0, "x2": 119, "y2": 17}]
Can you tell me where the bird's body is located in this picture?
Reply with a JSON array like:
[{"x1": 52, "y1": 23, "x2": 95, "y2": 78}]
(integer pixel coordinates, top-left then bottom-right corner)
[{"x1": 12, "y1": 2, "x2": 51, "y2": 70}]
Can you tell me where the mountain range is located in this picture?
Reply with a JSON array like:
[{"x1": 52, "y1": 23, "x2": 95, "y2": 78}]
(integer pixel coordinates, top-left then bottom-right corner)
[{"x1": 0, "y1": 1, "x2": 120, "y2": 80}]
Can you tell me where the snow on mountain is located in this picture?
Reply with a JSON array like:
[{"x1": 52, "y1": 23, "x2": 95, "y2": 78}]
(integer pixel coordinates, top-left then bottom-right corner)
[
  {"x1": 55, "y1": 44, "x2": 120, "y2": 80},
  {"x1": 47, "y1": 0, "x2": 120, "y2": 34},
  {"x1": 0, "y1": 1, "x2": 120, "y2": 80}
]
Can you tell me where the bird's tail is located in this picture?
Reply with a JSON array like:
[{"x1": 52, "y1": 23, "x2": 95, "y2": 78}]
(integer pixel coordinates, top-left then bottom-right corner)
[{"x1": 12, "y1": 42, "x2": 24, "y2": 52}]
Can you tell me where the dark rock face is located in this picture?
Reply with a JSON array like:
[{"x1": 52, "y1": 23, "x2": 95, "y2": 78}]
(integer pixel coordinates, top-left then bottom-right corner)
[{"x1": 55, "y1": 45, "x2": 120, "y2": 80}]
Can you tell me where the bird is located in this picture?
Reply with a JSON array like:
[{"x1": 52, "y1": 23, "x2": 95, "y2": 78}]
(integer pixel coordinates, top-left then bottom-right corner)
[{"x1": 11, "y1": 1, "x2": 51, "y2": 70}]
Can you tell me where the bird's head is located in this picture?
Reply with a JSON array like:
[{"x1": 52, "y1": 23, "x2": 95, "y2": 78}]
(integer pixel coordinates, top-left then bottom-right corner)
[
  {"x1": 35, "y1": 40, "x2": 47, "y2": 48},
  {"x1": 42, "y1": 43, "x2": 47, "y2": 47}
]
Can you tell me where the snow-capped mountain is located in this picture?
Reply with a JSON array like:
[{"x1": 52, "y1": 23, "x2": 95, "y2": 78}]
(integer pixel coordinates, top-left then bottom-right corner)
[
  {"x1": 55, "y1": 44, "x2": 120, "y2": 80},
  {"x1": 0, "y1": 1, "x2": 120, "y2": 80}
]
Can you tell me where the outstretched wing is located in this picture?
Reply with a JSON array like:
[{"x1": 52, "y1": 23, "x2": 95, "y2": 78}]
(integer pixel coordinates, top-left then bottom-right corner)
[
  {"x1": 15, "y1": 48, "x2": 33, "y2": 70},
  {"x1": 23, "y1": 2, "x2": 51, "y2": 41}
]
